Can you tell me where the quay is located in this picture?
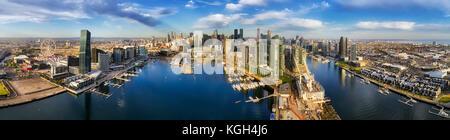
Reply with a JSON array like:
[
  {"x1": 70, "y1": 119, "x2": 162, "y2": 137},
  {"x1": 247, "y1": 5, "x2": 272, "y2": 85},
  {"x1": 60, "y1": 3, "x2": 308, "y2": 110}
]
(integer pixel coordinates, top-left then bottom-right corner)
[
  {"x1": 65, "y1": 59, "x2": 146, "y2": 95},
  {"x1": 336, "y1": 64, "x2": 450, "y2": 109}
]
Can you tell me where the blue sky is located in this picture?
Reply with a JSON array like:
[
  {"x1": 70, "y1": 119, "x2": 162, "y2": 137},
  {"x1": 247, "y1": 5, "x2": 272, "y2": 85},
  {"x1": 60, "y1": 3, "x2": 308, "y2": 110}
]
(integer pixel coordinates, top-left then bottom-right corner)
[{"x1": 0, "y1": 0, "x2": 449, "y2": 40}]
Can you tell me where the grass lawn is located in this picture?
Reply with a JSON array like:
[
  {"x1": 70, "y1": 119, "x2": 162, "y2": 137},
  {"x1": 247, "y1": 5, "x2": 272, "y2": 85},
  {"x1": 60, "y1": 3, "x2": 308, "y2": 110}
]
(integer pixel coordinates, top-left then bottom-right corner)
[
  {"x1": 0, "y1": 83, "x2": 9, "y2": 96},
  {"x1": 440, "y1": 97, "x2": 450, "y2": 103}
]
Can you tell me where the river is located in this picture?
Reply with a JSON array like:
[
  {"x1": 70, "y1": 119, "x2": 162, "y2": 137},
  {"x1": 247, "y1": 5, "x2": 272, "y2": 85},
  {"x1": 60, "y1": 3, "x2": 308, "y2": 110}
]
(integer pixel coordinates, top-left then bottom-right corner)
[{"x1": 0, "y1": 57, "x2": 446, "y2": 120}]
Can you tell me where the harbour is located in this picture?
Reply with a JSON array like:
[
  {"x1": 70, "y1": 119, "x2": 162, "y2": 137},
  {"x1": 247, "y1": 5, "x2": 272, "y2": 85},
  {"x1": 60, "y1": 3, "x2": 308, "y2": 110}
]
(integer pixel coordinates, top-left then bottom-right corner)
[{"x1": 306, "y1": 57, "x2": 448, "y2": 120}]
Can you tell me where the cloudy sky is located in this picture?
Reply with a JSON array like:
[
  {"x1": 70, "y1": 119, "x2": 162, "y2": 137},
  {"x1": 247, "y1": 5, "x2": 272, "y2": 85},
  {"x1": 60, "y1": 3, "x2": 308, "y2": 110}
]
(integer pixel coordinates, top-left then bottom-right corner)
[{"x1": 0, "y1": 0, "x2": 449, "y2": 40}]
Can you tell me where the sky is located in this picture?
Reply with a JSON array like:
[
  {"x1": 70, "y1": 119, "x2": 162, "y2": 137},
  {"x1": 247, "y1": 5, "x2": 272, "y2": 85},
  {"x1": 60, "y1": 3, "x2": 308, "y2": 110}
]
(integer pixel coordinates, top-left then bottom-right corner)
[{"x1": 0, "y1": 0, "x2": 449, "y2": 40}]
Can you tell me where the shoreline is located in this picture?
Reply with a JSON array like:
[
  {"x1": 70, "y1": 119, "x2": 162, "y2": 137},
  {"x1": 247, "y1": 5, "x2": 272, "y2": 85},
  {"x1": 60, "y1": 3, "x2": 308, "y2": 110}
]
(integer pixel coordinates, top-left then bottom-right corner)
[{"x1": 335, "y1": 63, "x2": 450, "y2": 109}]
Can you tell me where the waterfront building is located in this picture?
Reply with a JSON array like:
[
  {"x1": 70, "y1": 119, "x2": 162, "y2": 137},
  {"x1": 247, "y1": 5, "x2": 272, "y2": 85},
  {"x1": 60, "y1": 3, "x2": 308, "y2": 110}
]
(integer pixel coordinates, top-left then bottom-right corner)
[
  {"x1": 339, "y1": 36, "x2": 347, "y2": 60},
  {"x1": 79, "y1": 30, "x2": 91, "y2": 74},
  {"x1": 125, "y1": 46, "x2": 135, "y2": 60},
  {"x1": 350, "y1": 44, "x2": 357, "y2": 61},
  {"x1": 270, "y1": 39, "x2": 279, "y2": 80},
  {"x1": 99, "y1": 52, "x2": 110, "y2": 72},
  {"x1": 138, "y1": 45, "x2": 148, "y2": 56},
  {"x1": 113, "y1": 48, "x2": 125, "y2": 64},
  {"x1": 249, "y1": 41, "x2": 258, "y2": 74}
]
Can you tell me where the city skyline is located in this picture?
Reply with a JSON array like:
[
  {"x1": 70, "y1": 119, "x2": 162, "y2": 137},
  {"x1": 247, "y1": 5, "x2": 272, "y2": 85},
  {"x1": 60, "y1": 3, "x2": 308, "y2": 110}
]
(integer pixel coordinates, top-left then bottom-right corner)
[{"x1": 0, "y1": 0, "x2": 449, "y2": 40}]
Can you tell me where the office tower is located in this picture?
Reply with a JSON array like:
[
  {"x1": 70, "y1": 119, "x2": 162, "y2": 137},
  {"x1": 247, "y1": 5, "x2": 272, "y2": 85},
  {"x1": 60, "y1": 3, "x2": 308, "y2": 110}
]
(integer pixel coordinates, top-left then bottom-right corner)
[
  {"x1": 167, "y1": 33, "x2": 171, "y2": 42},
  {"x1": 350, "y1": 45, "x2": 357, "y2": 61},
  {"x1": 433, "y1": 41, "x2": 438, "y2": 46},
  {"x1": 91, "y1": 48, "x2": 105, "y2": 63},
  {"x1": 194, "y1": 31, "x2": 203, "y2": 50},
  {"x1": 234, "y1": 29, "x2": 238, "y2": 39},
  {"x1": 270, "y1": 39, "x2": 279, "y2": 80},
  {"x1": 113, "y1": 48, "x2": 124, "y2": 63},
  {"x1": 239, "y1": 28, "x2": 244, "y2": 39},
  {"x1": 257, "y1": 28, "x2": 261, "y2": 43},
  {"x1": 339, "y1": 36, "x2": 347, "y2": 59},
  {"x1": 79, "y1": 30, "x2": 91, "y2": 74},
  {"x1": 328, "y1": 41, "x2": 332, "y2": 56},
  {"x1": 124, "y1": 46, "x2": 135, "y2": 60},
  {"x1": 99, "y1": 52, "x2": 110, "y2": 72}
]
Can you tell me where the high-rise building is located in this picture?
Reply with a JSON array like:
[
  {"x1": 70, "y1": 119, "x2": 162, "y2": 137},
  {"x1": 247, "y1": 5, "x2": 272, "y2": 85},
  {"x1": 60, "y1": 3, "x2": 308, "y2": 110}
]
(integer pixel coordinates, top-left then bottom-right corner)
[
  {"x1": 239, "y1": 28, "x2": 244, "y2": 39},
  {"x1": 257, "y1": 28, "x2": 261, "y2": 41},
  {"x1": 91, "y1": 48, "x2": 105, "y2": 63},
  {"x1": 138, "y1": 45, "x2": 148, "y2": 56},
  {"x1": 99, "y1": 52, "x2": 110, "y2": 72},
  {"x1": 339, "y1": 36, "x2": 348, "y2": 59},
  {"x1": 79, "y1": 30, "x2": 91, "y2": 74},
  {"x1": 167, "y1": 33, "x2": 171, "y2": 42},
  {"x1": 113, "y1": 48, "x2": 125, "y2": 63},
  {"x1": 125, "y1": 46, "x2": 135, "y2": 60},
  {"x1": 234, "y1": 29, "x2": 239, "y2": 39},
  {"x1": 350, "y1": 44, "x2": 357, "y2": 61}
]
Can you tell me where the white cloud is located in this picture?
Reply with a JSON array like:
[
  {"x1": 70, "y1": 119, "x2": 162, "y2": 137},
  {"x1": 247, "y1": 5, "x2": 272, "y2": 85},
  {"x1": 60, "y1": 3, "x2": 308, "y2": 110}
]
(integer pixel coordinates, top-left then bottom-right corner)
[
  {"x1": 0, "y1": 0, "x2": 176, "y2": 27},
  {"x1": 193, "y1": 14, "x2": 244, "y2": 29},
  {"x1": 226, "y1": 0, "x2": 268, "y2": 11},
  {"x1": 298, "y1": 1, "x2": 330, "y2": 15},
  {"x1": 241, "y1": 9, "x2": 291, "y2": 24},
  {"x1": 334, "y1": 0, "x2": 450, "y2": 16},
  {"x1": 356, "y1": 21, "x2": 416, "y2": 30},
  {"x1": 185, "y1": 0, "x2": 196, "y2": 8},
  {"x1": 278, "y1": 18, "x2": 324, "y2": 29},
  {"x1": 197, "y1": 0, "x2": 222, "y2": 6}
]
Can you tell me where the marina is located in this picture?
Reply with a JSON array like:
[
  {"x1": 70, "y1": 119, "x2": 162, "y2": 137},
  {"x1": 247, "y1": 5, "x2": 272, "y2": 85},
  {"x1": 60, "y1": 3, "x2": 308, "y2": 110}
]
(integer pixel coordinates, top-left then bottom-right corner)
[{"x1": 306, "y1": 57, "x2": 448, "y2": 120}]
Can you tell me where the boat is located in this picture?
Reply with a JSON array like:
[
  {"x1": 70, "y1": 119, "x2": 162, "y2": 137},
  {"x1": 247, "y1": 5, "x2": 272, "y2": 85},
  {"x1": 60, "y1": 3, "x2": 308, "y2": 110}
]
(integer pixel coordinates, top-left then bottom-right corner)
[
  {"x1": 378, "y1": 89, "x2": 387, "y2": 96},
  {"x1": 382, "y1": 88, "x2": 390, "y2": 94},
  {"x1": 398, "y1": 97, "x2": 415, "y2": 107},
  {"x1": 429, "y1": 107, "x2": 450, "y2": 119}
]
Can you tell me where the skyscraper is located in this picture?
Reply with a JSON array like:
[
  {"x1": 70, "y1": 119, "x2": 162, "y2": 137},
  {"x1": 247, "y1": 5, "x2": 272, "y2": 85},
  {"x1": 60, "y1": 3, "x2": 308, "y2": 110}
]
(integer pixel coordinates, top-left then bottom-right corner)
[
  {"x1": 239, "y1": 28, "x2": 244, "y2": 39},
  {"x1": 350, "y1": 44, "x2": 357, "y2": 61},
  {"x1": 257, "y1": 28, "x2": 261, "y2": 43},
  {"x1": 99, "y1": 52, "x2": 109, "y2": 72},
  {"x1": 339, "y1": 36, "x2": 347, "y2": 60},
  {"x1": 234, "y1": 29, "x2": 239, "y2": 39},
  {"x1": 79, "y1": 30, "x2": 91, "y2": 74},
  {"x1": 91, "y1": 48, "x2": 105, "y2": 63}
]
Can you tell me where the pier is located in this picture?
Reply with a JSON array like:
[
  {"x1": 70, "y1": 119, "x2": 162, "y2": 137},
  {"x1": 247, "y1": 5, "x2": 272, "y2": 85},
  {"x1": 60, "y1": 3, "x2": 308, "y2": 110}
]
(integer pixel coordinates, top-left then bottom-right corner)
[{"x1": 89, "y1": 89, "x2": 112, "y2": 98}]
